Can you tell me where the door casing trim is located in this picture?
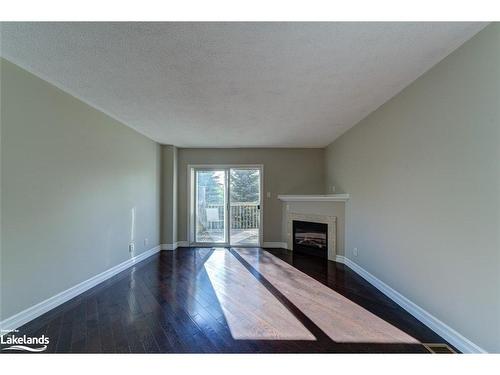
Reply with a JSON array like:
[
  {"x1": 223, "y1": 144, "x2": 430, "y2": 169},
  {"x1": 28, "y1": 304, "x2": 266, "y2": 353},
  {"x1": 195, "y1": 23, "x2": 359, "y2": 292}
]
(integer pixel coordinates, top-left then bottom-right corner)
[{"x1": 187, "y1": 164, "x2": 264, "y2": 247}]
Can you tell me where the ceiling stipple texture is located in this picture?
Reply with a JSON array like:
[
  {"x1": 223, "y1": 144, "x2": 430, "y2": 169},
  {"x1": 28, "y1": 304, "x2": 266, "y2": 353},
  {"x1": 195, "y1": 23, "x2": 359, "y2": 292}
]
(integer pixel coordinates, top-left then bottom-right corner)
[{"x1": 1, "y1": 22, "x2": 487, "y2": 147}]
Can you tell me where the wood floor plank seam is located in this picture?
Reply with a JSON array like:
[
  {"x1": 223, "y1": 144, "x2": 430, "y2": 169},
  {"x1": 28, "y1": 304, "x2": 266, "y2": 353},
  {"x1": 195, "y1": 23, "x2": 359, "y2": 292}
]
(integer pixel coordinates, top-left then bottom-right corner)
[
  {"x1": 1, "y1": 247, "x2": 452, "y2": 353},
  {"x1": 229, "y1": 248, "x2": 336, "y2": 344}
]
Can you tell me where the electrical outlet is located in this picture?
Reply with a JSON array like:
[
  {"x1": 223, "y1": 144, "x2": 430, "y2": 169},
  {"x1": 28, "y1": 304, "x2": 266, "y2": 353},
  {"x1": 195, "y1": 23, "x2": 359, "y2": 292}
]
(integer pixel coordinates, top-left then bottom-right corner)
[
  {"x1": 144, "y1": 238, "x2": 149, "y2": 247},
  {"x1": 129, "y1": 242, "x2": 135, "y2": 254},
  {"x1": 266, "y1": 192, "x2": 271, "y2": 198},
  {"x1": 331, "y1": 185, "x2": 336, "y2": 193},
  {"x1": 353, "y1": 247, "x2": 358, "y2": 257}
]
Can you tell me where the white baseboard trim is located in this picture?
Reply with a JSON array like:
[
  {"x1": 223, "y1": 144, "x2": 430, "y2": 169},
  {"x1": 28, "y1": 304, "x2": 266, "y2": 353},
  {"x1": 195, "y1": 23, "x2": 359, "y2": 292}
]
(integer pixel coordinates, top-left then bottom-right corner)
[
  {"x1": 161, "y1": 241, "x2": 189, "y2": 250},
  {"x1": 0, "y1": 245, "x2": 161, "y2": 334},
  {"x1": 335, "y1": 255, "x2": 486, "y2": 354},
  {"x1": 262, "y1": 242, "x2": 287, "y2": 249}
]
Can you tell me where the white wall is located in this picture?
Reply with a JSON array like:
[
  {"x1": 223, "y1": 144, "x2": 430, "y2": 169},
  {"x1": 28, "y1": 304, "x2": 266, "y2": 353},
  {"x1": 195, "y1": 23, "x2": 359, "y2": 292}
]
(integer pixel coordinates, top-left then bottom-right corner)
[
  {"x1": 324, "y1": 24, "x2": 499, "y2": 352},
  {"x1": 1, "y1": 59, "x2": 161, "y2": 320}
]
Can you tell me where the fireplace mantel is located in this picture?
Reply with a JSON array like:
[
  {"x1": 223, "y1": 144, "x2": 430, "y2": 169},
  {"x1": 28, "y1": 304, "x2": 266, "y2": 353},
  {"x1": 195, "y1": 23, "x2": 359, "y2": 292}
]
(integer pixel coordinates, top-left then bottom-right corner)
[
  {"x1": 278, "y1": 194, "x2": 349, "y2": 202},
  {"x1": 279, "y1": 195, "x2": 347, "y2": 258}
]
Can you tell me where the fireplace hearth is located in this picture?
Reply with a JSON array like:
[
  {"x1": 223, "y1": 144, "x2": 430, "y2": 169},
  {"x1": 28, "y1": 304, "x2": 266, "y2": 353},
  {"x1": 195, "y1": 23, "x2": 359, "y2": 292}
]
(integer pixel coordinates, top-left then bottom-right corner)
[{"x1": 292, "y1": 220, "x2": 328, "y2": 259}]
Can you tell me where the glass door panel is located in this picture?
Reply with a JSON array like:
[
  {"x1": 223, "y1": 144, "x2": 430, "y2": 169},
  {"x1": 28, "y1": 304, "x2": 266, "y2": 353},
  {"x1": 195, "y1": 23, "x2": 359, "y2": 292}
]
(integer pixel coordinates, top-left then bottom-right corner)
[
  {"x1": 229, "y1": 168, "x2": 261, "y2": 246},
  {"x1": 195, "y1": 169, "x2": 227, "y2": 243}
]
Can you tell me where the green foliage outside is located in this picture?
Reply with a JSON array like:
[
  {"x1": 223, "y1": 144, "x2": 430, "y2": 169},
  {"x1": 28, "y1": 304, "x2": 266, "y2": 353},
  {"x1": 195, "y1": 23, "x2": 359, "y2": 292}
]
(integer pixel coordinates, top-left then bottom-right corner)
[{"x1": 230, "y1": 169, "x2": 259, "y2": 203}]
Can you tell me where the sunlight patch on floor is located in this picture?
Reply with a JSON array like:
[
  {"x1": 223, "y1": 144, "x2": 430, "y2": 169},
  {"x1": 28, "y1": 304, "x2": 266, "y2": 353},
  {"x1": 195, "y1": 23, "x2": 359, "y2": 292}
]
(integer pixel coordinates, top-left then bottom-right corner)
[
  {"x1": 204, "y1": 249, "x2": 316, "y2": 341},
  {"x1": 235, "y1": 249, "x2": 420, "y2": 344}
]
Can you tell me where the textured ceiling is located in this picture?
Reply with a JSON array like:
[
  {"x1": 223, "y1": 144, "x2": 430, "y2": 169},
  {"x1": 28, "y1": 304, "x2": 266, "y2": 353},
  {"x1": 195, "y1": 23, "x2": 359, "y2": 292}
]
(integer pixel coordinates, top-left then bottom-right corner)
[{"x1": 0, "y1": 22, "x2": 487, "y2": 147}]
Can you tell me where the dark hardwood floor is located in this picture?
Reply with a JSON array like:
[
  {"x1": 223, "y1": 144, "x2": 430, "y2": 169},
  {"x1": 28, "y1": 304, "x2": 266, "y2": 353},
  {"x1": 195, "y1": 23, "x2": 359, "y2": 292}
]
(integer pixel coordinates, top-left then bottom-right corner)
[{"x1": 1, "y1": 247, "x2": 455, "y2": 353}]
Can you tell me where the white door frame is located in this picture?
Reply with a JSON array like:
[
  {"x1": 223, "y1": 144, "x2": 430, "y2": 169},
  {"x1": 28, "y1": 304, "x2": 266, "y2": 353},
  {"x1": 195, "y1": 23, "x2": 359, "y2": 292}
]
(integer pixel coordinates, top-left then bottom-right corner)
[{"x1": 187, "y1": 164, "x2": 264, "y2": 247}]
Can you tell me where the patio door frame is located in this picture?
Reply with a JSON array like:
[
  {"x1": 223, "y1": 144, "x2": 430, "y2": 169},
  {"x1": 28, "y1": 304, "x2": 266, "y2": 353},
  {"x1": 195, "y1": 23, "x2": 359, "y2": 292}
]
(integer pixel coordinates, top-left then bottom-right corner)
[{"x1": 188, "y1": 164, "x2": 264, "y2": 247}]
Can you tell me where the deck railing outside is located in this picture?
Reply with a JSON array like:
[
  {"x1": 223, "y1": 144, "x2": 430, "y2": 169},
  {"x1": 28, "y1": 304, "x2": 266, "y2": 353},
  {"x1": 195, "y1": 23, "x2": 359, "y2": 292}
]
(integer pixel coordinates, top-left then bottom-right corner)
[
  {"x1": 204, "y1": 202, "x2": 259, "y2": 230},
  {"x1": 230, "y1": 202, "x2": 260, "y2": 229}
]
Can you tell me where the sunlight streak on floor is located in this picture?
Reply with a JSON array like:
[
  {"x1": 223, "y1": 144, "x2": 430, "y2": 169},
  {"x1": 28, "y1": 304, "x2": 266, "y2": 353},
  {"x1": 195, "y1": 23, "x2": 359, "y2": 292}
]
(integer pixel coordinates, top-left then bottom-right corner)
[
  {"x1": 235, "y1": 249, "x2": 420, "y2": 344},
  {"x1": 204, "y1": 249, "x2": 316, "y2": 341}
]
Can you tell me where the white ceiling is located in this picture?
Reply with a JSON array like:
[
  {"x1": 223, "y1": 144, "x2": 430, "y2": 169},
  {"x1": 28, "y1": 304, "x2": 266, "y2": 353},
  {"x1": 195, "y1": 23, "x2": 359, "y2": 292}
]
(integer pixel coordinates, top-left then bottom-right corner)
[{"x1": 0, "y1": 22, "x2": 487, "y2": 147}]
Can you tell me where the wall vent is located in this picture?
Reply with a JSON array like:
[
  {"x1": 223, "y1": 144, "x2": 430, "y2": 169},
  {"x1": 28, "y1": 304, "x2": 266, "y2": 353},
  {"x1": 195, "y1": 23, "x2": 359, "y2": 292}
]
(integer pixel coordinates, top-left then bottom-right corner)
[{"x1": 423, "y1": 343, "x2": 457, "y2": 354}]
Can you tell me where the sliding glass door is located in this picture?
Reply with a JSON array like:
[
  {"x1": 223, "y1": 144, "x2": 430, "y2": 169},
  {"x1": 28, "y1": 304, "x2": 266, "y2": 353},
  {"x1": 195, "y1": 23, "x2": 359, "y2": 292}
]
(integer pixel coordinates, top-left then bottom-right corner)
[
  {"x1": 191, "y1": 166, "x2": 262, "y2": 246},
  {"x1": 229, "y1": 168, "x2": 261, "y2": 246},
  {"x1": 194, "y1": 169, "x2": 227, "y2": 244}
]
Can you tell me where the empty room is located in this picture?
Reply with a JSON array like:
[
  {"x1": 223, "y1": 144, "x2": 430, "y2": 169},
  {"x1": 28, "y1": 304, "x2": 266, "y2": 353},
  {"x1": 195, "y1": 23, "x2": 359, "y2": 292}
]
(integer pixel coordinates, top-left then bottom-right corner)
[{"x1": 1, "y1": 3, "x2": 499, "y2": 371}]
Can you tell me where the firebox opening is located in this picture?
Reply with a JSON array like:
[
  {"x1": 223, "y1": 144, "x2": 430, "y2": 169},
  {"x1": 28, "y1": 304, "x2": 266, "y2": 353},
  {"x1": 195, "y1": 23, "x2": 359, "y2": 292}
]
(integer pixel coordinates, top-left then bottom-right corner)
[{"x1": 292, "y1": 220, "x2": 328, "y2": 259}]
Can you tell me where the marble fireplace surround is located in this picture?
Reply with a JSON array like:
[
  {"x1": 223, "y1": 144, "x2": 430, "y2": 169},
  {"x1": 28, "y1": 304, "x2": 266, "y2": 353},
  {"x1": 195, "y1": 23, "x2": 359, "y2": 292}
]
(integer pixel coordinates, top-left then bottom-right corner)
[
  {"x1": 279, "y1": 194, "x2": 348, "y2": 260},
  {"x1": 286, "y1": 212, "x2": 337, "y2": 261}
]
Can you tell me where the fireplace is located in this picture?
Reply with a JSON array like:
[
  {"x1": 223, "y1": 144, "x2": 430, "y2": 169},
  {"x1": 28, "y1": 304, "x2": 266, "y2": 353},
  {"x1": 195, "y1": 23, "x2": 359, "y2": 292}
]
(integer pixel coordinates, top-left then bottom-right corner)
[{"x1": 292, "y1": 220, "x2": 328, "y2": 259}]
